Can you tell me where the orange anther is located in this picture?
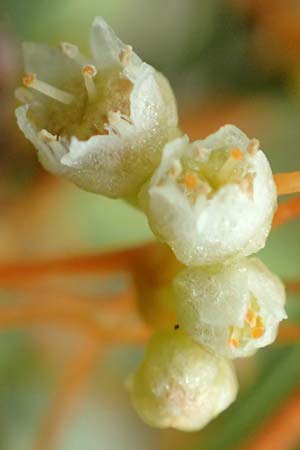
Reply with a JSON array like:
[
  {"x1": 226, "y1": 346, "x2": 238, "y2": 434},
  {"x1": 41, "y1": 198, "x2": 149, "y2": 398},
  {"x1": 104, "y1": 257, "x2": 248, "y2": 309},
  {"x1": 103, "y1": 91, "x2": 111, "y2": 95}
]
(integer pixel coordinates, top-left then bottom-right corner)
[
  {"x1": 184, "y1": 173, "x2": 198, "y2": 189},
  {"x1": 22, "y1": 74, "x2": 35, "y2": 87},
  {"x1": 245, "y1": 308, "x2": 256, "y2": 326},
  {"x1": 230, "y1": 147, "x2": 244, "y2": 160},
  {"x1": 82, "y1": 65, "x2": 97, "y2": 77},
  {"x1": 227, "y1": 338, "x2": 239, "y2": 348},
  {"x1": 251, "y1": 327, "x2": 265, "y2": 339}
]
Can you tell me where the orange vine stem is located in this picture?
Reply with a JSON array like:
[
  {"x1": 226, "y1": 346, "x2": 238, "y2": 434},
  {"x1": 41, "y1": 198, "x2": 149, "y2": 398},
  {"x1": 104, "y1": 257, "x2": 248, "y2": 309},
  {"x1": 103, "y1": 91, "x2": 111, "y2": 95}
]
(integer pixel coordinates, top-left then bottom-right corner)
[
  {"x1": 285, "y1": 280, "x2": 300, "y2": 294},
  {"x1": 277, "y1": 324, "x2": 300, "y2": 343},
  {"x1": 272, "y1": 197, "x2": 300, "y2": 228},
  {"x1": 240, "y1": 390, "x2": 300, "y2": 450},
  {"x1": 0, "y1": 302, "x2": 151, "y2": 345},
  {"x1": 34, "y1": 340, "x2": 100, "y2": 450},
  {"x1": 0, "y1": 242, "x2": 158, "y2": 284},
  {"x1": 274, "y1": 171, "x2": 300, "y2": 195}
]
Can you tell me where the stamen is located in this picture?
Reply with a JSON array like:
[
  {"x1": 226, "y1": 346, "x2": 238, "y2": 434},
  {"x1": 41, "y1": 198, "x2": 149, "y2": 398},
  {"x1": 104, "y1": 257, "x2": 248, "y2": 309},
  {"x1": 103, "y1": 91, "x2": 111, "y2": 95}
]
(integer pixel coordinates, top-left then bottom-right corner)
[
  {"x1": 218, "y1": 147, "x2": 244, "y2": 182},
  {"x1": 38, "y1": 129, "x2": 57, "y2": 143},
  {"x1": 105, "y1": 111, "x2": 122, "y2": 136},
  {"x1": 194, "y1": 145, "x2": 211, "y2": 162},
  {"x1": 240, "y1": 173, "x2": 255, "y2": 199},
  {"x1": 184, "y1": 173, "x2": 198, "y2": 189},
  {"x1": 38, "y1": 129, "x2": 67, "y2": 159},
  {"x1": 231, "y1": 147, "x2": 244, "y2": 161},
  {"x1": 23, "y1": 73, "x2": 74, "y2": 104},
  {"x1": 108, "y1": 110, "x2": 122, "y2": 125},
  {"x1": 245, "y1": 308, "x2": 256, "y2": 327},
  {"x1": 228, "y1": 338, "x2": 239, "y2": 348},
  {"x1": 197, "y1": 181, "x2": 212, "y2": 196},
  {"x1": 169, "y1": 160, "x2": 182, "y2": 178},
  {"x1": 82, "y1": 65, "x2": 97, "y2": 102},
  {"x1": 251, "y1": 327, "x2": 265, "y2": 339},
  {"x1": 251, "y1": 316, "x2": 265, "y2": 339},
  {"x1": 60, "y1": 42, "x2": 87, "y2": 65},
  {"x1": 247, "y1": 138, "x2": 260, "y2": 156},
  {"x1": 119, "y1": 45, "x2": 133, "y2": 66},
  {"x1": 227, "y1": 326, "x2": 240, "y2": 348}
]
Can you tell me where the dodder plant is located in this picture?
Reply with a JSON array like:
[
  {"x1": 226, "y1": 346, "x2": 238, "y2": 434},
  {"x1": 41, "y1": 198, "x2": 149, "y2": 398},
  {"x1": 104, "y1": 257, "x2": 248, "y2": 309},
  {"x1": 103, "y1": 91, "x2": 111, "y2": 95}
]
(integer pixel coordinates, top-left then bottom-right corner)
[{"x1": 15, "y1": 17, "x2": 300, "y2": 432}]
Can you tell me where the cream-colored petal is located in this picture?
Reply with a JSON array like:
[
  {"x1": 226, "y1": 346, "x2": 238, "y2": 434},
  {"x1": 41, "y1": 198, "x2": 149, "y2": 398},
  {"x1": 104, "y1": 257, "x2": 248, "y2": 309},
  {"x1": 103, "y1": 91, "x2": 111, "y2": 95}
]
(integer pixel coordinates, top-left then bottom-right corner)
[
  {"x1": 199, "y1": 124, "x2": 249, "y2": 151},
  {"x1": 130, "y1": 64, "x2": 170, "y2": 130},
  {"x1": 15, "y1": 105, "x2": 66, "y2": 175},
  {"x1": 23, "y1": 42, "x2": 80, "y2": 86},
  {"x1": 61, "y1": 134, "x2": 153, "y2": 197},
  {"x1": 90, "y1": 17, "x2": 141, "y2": 70}
]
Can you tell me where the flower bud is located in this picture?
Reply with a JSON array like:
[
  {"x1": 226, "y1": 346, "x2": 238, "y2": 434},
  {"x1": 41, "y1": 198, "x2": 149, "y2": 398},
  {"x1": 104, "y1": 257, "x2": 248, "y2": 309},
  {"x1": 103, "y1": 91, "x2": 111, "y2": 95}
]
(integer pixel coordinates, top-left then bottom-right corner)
[
  {"x1": 127, "y1": 330, "x2": 238, "y2": 431},
  {"x1": 15, "y1": 17, "x2": 178, "y2": 198},
  {"x1": 174, "y1": 257, "x2": 286, "y2": 358},
  {"x1": 140, "y1": 126, "x2": 277, "y2": 266}
]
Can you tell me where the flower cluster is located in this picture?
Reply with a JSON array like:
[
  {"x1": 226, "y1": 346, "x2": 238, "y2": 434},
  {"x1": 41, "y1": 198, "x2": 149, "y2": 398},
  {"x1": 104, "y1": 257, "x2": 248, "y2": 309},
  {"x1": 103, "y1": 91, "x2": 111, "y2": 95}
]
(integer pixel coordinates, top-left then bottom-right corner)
[{"x1": 16, "y1": 18, "x2": 286, "y2": 432}]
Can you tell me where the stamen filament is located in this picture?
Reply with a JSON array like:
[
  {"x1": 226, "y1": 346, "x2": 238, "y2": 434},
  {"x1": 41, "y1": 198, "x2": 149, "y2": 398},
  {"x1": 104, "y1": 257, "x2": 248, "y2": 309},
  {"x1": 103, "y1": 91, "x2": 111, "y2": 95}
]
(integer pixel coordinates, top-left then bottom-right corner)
[
  {"x1": 119, "y1": 45, "x2": 133, "y2": 66},
  {"x1": 273, "y1": 197, "x2": 300, "y2": 228},
  {"x1": 23, "y1": 74, "x2": 74, "y2": 104},
  {"x1": 82, "y1": 65, "x2": 97, "y2": 102},
  {"x1": 245, "y1": 308, "x2": 256, "y2": 327},
  {"x1": 169, "y1": 160, "x2": 182, "y2": 177},
  {"x1": 240, "y1": 173, "x2": 255, "y2": 198},
  {"x1": 38, "y1": 130, "x2": 67, "y2": 158},
  {"x1": 247, "y1": 138, "x2": 260, "y2": 156},
  {"x1": 227, "y1": 326, "x2": 240, "y2": 348},
  {"x1": 218, "y1": 147, "x2": 244, "y2": 182}
]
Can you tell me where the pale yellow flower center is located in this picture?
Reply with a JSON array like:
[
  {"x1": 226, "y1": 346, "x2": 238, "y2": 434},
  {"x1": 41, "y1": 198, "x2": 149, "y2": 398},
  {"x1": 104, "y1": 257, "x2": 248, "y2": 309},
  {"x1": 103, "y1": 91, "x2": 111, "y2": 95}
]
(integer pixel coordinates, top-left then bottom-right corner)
[
  {"x1": 21, "y1": 46, "x2": 133, "y2": 141},
  {"x1": 227, "y1": 296, "x2": 265, "y2": 349},
  {"x1": 167, "y1": 141, "x2": 258, "y2": 202}
]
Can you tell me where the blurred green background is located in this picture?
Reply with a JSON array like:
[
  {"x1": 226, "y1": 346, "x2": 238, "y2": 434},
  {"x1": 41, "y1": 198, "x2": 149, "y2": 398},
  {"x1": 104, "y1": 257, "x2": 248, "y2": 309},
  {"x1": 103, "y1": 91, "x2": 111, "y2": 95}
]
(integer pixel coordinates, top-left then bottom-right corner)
[{"x1": 0, "y1": 1, "x2": 300, "y2": 449}]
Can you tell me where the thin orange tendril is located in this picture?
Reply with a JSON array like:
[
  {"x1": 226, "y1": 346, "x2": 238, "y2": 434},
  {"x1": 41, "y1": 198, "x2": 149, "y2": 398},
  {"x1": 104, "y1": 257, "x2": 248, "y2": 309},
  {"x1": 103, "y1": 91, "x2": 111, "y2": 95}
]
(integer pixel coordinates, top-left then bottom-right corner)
[
  {"x1": 34, "y1": 341, "x2": 100, "y2": 450},
  {"x1": 240, "y1": 391, "x2": 300, "y2": 450},
  {"x1": 274, "y1": 171, "x2": 300, "y2": 195},
  {"x1": 273, "y1": 196, "x2": 300, "y2": 228}
]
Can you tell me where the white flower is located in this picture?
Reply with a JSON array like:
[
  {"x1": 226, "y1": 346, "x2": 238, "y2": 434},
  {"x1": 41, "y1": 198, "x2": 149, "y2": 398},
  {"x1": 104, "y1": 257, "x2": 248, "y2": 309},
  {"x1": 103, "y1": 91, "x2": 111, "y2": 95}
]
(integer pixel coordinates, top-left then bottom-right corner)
[
  {"x1": 174, "y1": 257, "x2": 286, "y2": 358},
  {"x1": 127, "y1": 330, "x2": 238, "y2": 431},
  {"x1": 15, "y1": 17, "x2": 178, "y2": 198},
  {"x1": 139, "y1": 125, "x2": 277, "y2": 266}
]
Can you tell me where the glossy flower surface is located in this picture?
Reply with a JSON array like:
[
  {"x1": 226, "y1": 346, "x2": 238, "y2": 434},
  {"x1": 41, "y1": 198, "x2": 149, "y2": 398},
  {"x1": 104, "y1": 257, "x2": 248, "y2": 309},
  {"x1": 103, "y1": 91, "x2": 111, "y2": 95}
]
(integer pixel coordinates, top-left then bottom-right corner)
[
  {"x1": 174, "y1": 257, "x2": 286, "y2": 358},
  {"x1": 128, "y1": 330, "x2": 238, "y2": 431},
  {"x1": 140, "y1": 125, "x2": 277, "y2": 266},
  {"x1": 16, "y1": 17, "x2": 178, "y2": 198}
]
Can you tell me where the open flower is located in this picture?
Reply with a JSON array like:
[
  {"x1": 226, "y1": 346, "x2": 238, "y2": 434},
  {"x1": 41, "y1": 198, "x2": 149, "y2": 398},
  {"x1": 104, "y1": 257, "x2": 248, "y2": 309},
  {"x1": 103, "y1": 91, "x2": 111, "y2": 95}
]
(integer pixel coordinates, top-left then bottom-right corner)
[
  {"x1": 15, "y1": 17, "x2": 178, "y2": 198},
  {"x1": 174, "y1": 257, "x2": 286, "y2": 358},
  {"x1": 139, "y1": 125, "x2": 277, "y2": 266},
  {"x1": 127, "y1": 330, "x2": 238, "y2": 431}
]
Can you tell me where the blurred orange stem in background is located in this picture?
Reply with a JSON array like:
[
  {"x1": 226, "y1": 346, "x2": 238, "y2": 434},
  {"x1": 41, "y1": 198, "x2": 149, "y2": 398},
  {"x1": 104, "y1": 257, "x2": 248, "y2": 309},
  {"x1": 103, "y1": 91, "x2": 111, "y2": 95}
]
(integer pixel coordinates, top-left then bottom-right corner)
[
  {"x1": 241, "y1": 390, "x2": 300, "y2": 450},
  {"x1": 273, "y1": 197, "x2": 300, "y2": 228},
  {"x1": 277, "y1": 324, "x2": 300, "y2": 344},
  {"x1": 0, "y1": 300, "x2": 151, "y2": 345},
  {"x1": 286, "y1": 280, "x2": 300, "y2": 294},
  {"x1": 0, "y1": 243, "x2": 156, "y2": 283},
  {"x1": 34, "y1": 340, "x2": 100, "y2": 450},
  {"x1": 274, "y1": 171, "x2": 300, "y2": 195}
]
